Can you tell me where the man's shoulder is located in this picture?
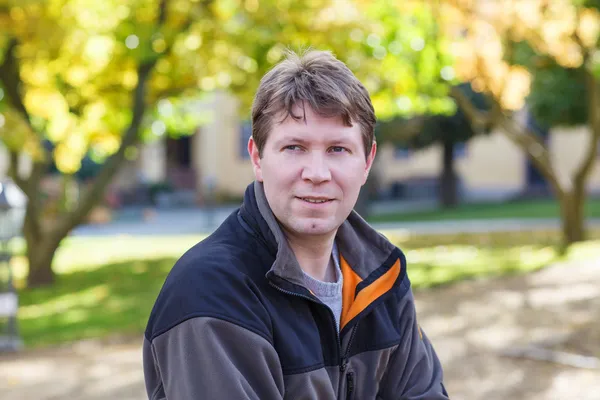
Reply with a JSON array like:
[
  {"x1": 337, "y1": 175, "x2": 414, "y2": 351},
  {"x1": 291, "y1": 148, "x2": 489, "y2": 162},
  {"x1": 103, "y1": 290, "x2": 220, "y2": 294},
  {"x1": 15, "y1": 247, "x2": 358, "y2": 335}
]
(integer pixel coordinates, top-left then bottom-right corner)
[
  {"x1": 174, "y1": 220, "x2": 270, "y2": 279},
  {"x1": 144, "y1": 231, "x2": 273, "y2": 342}
]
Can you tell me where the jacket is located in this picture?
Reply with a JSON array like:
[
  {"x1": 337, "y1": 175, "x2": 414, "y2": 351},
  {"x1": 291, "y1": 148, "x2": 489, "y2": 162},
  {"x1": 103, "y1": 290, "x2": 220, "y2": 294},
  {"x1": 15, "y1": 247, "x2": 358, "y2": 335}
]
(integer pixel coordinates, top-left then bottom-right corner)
[{"x1": 143, "y1": 181, "x2": 449, "y2": 399}]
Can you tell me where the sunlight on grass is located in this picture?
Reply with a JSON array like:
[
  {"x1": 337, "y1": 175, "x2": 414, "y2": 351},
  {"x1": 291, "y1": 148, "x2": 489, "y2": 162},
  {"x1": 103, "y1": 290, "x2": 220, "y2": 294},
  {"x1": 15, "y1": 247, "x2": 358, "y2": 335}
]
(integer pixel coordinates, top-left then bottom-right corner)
[
  {"x1": 19, "y1": 257, "x2": 178, "y2": 347},
  {"x1": 11, "y1": 234, "x2": 205, "y2": 286},
  {"x1": 15, "y1": 234, "x2": 600, "y2": 349},
  {"x1": 564, "y1": 239, "x2": 600, "y2": 260},
  {"x1": 19, "y1": 284, "x2": 110, "y2": 320},
  {"x1": 53, "y1": 235, "x2": 205, "y2": 271},
  {"x1": 405, "y1": 244, "x2": 562, "y2": 289}
]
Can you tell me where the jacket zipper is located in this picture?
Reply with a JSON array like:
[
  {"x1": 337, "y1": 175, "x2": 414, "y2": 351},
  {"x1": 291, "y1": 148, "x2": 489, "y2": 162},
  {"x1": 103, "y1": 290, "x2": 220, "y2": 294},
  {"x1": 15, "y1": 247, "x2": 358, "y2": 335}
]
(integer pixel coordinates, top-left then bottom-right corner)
[
  {"x1": 269, "y1": 280, "x2": 360, "y2": 398},
  {"x1": 340, "y1": 323, "x2": 358, "y2": 399},
  {"x1": 339, "y1": 323, "x2": 358, "y2": 369}
]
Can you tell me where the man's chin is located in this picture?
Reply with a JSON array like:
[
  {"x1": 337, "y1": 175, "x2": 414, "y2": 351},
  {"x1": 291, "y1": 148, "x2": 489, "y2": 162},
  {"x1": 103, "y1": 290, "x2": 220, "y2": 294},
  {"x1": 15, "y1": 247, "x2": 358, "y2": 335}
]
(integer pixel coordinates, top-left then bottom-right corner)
[{"x1": 287, "y1": 218, "x2": 340, "y2": 237}]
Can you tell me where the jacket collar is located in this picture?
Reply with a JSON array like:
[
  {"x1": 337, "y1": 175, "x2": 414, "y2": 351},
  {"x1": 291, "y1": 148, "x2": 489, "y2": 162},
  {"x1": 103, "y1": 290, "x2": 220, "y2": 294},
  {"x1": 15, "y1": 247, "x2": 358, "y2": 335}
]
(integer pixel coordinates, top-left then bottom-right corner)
[{"x1": 239, "y1": 181, "x2": 400, "y2": 287}]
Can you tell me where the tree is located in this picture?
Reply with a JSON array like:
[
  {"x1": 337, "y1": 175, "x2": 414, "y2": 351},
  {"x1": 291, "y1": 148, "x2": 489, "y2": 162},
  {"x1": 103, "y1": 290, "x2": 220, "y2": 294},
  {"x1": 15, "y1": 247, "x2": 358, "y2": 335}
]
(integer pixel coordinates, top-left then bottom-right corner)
[
  {"x1": 438, "y1": 0, "x2": 600, "y2": 245},
  {"x1": 0, "y1": 0, "x2": 359, "y2": 287},
  {"x1": 349, "y1": 0, "x2": 459, "y2": 216},
  {"x1": 0, "y1": 0, "x2": 456, "y2": 287}
]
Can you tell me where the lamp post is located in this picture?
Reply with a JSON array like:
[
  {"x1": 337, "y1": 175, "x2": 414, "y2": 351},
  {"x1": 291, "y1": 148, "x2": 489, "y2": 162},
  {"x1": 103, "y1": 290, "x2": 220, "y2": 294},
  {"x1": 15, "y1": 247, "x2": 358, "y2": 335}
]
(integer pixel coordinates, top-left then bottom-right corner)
[{"x1": 0, "y1": 180, "x2": 26, "y2": 352}]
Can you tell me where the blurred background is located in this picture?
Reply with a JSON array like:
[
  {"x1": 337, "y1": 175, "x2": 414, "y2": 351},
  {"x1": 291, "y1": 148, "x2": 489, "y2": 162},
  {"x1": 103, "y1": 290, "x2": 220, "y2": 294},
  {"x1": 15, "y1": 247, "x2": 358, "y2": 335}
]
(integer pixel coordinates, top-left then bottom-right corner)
[{"x1": 0, "y1": 0, "x2": 599, "y2": 399}]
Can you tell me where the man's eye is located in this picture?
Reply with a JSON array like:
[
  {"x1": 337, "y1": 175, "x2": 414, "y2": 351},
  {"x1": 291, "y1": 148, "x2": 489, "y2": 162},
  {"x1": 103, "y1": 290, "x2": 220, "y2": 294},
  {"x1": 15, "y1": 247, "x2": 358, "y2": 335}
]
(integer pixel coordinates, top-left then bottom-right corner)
[
  {"x1": 284, "y1": 145, "x2": 302, "y2": 151},
  {"x1": 330, "y1": 146, "x2": 348, "y2": 153}
]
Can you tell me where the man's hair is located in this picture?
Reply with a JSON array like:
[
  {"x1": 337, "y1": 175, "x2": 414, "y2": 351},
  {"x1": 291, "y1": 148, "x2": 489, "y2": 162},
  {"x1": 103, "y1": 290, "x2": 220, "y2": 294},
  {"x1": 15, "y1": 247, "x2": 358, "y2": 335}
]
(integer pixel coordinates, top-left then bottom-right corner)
[{"x1": 251, "y1": 49, "x2": 376, "y2": 158}]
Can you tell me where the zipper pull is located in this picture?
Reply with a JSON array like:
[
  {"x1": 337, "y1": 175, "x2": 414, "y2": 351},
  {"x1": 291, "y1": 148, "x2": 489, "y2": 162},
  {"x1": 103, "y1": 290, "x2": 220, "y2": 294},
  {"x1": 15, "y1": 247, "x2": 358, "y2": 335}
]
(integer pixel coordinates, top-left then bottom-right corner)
[
  {"x1": 346, "y1": 371, "x2": 355, "y2": 398},
  {"x1": 340, "y1": 358, "x2": 347, "y2": 372}
]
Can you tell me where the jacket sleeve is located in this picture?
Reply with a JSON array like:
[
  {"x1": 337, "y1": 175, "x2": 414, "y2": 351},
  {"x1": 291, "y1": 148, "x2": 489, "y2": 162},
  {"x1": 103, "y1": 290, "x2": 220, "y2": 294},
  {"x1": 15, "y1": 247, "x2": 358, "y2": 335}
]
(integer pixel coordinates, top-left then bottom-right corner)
[
  {"x1": 143, "y1": 316, "x2": 285, "y2": 400},
  {"x1": 378, "y1": 289, "x2": 449, "y2": 399}
]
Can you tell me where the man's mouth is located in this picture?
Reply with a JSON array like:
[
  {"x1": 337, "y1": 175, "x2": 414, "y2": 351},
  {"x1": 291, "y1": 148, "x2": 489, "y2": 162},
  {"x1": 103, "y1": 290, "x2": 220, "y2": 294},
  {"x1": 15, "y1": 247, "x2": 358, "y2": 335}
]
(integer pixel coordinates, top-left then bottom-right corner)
[{"x1": 297, "y1": 197, "x2": 333, "y2": 204}]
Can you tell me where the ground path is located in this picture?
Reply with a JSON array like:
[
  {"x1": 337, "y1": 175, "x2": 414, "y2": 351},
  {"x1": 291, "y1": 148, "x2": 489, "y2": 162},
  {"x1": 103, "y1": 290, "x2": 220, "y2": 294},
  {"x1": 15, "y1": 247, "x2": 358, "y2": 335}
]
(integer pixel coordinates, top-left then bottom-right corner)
[{"x1": 1, "y1": 257, "x2": 599, "y2": 399}]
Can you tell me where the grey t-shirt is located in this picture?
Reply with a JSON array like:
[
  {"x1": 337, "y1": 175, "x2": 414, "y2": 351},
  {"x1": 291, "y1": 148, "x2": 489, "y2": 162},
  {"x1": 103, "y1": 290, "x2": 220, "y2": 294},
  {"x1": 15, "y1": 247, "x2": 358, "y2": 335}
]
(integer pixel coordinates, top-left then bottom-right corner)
[{"x1": 302, "y1": 242, "x2": 343, "y2": 330}]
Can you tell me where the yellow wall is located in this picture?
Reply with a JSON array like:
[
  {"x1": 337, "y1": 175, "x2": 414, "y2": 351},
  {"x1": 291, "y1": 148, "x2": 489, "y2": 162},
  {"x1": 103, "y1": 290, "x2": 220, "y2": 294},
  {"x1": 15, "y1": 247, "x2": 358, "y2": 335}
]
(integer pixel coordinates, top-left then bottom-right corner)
[
  {"x1": 376, "y1": 143, "x2": 441, "y2": 186},
  {"x1": 195, "y1": 92, "x2": 255, "y2": 196},
  {"x1": 373, "y1": 131, "x2": 527, "y2": 195},
  {"x1": 457, "y1": 131, "x2": 526, "y2": 192},
  {"x1": 550, "y1": 127, "x2": 600, "y2": 190}
]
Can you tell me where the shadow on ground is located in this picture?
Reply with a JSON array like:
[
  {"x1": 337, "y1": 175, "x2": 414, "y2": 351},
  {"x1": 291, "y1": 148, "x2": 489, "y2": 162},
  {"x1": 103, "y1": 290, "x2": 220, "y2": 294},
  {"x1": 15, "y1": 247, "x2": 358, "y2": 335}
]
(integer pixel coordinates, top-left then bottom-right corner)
[{"x1": 416, "y1": 257, "x2": 600, "y2": 399}]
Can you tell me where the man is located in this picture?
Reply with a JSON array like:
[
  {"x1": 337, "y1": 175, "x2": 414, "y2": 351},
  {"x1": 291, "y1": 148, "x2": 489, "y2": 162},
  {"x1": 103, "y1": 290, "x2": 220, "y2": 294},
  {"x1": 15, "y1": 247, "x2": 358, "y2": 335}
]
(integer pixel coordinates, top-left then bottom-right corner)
[{"x1": 143, "y1": 49, "x2": 448, "y2": 399}]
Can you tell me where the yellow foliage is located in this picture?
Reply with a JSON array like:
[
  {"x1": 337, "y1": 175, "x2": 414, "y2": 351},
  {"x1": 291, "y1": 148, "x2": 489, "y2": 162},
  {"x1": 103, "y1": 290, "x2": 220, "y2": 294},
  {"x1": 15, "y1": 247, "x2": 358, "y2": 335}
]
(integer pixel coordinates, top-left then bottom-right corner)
[
  {"x1": 499, "y1": 66, "x2": 532, "y2": 111},
  {"x1": 122, "y1": 69, "x2": 139, "y2": 89},
  {"x1": 83, "y1": 101, "x2": 107, "y2": 123},
  {"x1": 24, "y1": 89, "x2": 69, "y2": 120},
  {"x1": 83, "y1": 36, "x2": 115, "y2": 70},
  {"x1": 47, "y1": 112, "x2": 77, "y2": 142},
  {"x1": 2, "y1": 0, "x2": 457, "y2": 177},
  {"x1": 91, "y1": 134, "x2": 121, "y2": 156},
  {"x1": 440, "y1": 0, "x2": 597, "y2": 110},
  {"x1": 22, "y1": 62, "x2": 53, "y2": 86},
  {"x1": 65, "y1": 65, "x2": 90, "y2": 87},
  {"x1": 578, "y1": 8, "x2": 600, "y2": 49},
  {"x1": 54, "y1": 143, "x2": 82, "y2": 174},
  {"x1": 53, "y1": 132, "x2": 88, "y2": 174}
]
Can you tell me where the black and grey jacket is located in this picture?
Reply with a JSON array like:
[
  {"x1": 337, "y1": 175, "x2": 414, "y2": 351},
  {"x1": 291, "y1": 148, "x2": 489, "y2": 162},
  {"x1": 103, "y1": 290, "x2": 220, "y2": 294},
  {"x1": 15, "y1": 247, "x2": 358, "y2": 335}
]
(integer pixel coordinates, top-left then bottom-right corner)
[{"x1": 143, "y1": 181, "x2": 449, "y2": 399}]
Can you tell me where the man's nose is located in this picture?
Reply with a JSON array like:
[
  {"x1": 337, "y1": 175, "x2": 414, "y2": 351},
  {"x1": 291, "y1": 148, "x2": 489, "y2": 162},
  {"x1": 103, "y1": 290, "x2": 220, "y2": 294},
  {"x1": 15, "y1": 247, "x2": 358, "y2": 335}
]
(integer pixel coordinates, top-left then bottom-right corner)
[{"x1": 301, "y1": 152, "x2": 332, "y2": 183}]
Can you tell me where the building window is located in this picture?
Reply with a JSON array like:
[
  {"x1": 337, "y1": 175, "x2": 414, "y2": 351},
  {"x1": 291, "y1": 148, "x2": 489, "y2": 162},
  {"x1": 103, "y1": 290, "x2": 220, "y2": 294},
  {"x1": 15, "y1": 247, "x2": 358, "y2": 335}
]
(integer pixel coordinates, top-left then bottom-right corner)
[
  {"x1": 455, "y1": 142, "x2": 467, "y2": 158},
  {"x1": 394, "y1": 145, "x2": 411, "y2": 159},
  {"x1": 239, "y1": 121, "x2": 252, "y2": 160}
]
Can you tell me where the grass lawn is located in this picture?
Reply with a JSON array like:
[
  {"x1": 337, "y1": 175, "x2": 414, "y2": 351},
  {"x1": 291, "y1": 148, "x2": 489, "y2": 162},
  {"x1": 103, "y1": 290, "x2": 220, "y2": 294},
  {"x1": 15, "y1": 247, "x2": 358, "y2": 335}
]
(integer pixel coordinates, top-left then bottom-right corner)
[
  {"x1": 14, "y1": 232, "x2": 600, "y2": 349},
  {"x1": 367, "y1": 197, "x2": 600, "y2": 223}
]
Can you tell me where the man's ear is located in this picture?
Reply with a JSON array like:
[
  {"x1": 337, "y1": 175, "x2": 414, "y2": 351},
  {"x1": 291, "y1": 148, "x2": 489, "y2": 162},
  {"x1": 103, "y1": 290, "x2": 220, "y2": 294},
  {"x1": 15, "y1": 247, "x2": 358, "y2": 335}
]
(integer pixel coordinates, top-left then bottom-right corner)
[
  {"x1": 363, "y1": 141, "x2": 377, "y2": 184},
  {"x1": 248, "y1": 137, "x2": 263, "y2": 182}
]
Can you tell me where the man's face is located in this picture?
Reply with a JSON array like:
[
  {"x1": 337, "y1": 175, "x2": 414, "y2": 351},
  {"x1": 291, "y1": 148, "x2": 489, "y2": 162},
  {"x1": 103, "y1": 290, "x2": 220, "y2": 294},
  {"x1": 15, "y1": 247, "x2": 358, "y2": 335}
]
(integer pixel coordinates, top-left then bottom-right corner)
[{"x1": 249, "y1": 105, "x2": 376, "y2": 240}]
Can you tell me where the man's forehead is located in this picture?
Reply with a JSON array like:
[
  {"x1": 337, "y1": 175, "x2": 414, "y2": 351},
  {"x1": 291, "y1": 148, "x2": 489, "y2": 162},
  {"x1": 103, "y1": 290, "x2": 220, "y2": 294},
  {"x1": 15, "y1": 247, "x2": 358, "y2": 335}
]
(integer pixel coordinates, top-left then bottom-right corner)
[{"x1": 271, "y1": 118, "x2": 359, "y2": 141}]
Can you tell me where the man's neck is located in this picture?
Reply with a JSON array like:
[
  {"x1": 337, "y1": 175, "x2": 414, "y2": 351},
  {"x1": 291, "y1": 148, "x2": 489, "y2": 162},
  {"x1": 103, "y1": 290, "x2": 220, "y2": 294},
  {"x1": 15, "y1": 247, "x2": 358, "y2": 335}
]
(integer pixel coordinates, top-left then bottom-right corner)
[{"x1": 284, "y1": 230, "x2": 337, "y2": 282}]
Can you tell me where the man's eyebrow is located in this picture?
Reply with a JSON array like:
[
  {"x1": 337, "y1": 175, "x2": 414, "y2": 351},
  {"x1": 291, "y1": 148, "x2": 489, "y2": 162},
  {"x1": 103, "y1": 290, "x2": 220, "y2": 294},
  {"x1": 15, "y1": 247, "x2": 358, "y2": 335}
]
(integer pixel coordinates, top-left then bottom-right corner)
[
  {"x1": 273, "y1": 136, "x2": 310, "y2": 145},
  {"x1": 273, "y1": 135, "x2": 357, "y2": 146},
  {"x1": 328, "y1": 137, "x2": 354, "y2": 144}
]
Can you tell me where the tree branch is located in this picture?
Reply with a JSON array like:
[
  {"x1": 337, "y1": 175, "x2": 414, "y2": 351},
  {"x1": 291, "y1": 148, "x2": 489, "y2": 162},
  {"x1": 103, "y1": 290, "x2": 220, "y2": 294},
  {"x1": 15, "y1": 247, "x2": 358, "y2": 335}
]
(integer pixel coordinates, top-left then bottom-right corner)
[
  {"x1": 54, "y1": 0, "x2": 172, "y2": 238},
  {"x1": 452, "y1": 84, "x2": 562, "y2": 196},
  {"x1": 497, "y1": 115, "x2": 564, "y2": 197},
  {"x1": 0, "y1": 38, "x2": 31, "y2": 124},
  {"x1": 376, "y1": 116, "x2": 427, "y2": 144},
  {"x1": 150, "y1": 79, "x2": 198, "y2": 100},
  {"x1": 571, "y1": 5, "x2": 592, "y2": 66},
  {"x1": 449, "y1": 86, "x2": 494, "y2": 132},
  {"x1": 574, "y1": 69, "x2": 600, "y2": 188},
  {"x1": 158, "y1": 0, "x2": 168, "y2": 24},
  {"x1": 569, "y1": 6, "x2": 599, "y2": 189},
  {"x1": 55, "y1": 62, "x2": 155, "y2": 237},
  {"x1": 0, "y1": 38, "x2": 50, "y2": 198}
]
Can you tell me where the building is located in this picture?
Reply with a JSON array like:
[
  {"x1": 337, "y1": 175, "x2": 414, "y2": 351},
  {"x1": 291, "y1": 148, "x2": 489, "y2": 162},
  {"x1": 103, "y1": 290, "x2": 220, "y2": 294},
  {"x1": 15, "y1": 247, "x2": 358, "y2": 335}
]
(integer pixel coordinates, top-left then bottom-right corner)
[{"x1": 115, "y1": 92, "x2": 600, "y2": 207}]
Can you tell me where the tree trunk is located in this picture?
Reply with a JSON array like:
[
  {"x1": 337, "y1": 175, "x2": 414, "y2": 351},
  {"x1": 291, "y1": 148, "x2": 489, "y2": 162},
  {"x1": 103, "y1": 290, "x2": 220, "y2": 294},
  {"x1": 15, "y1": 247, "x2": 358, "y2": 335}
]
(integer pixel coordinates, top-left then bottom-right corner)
[
  {"x1": 24, "y1": 224, "x2": 63, "y2": 288},
  {"x1": 439, "y1": 141, "x2": 458, "y2": 208},
  {"x1": 26, "y1": 245, "x2": 58, "y2": 287},
  {"x1": 558, "y1": 188, "x2": 586, "y2": 247}
]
